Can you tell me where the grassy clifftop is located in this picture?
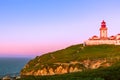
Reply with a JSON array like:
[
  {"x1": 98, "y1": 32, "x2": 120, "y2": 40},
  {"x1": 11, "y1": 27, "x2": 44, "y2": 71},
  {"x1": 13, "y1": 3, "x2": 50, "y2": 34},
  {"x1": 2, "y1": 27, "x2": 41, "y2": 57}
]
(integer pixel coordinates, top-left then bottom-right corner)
[
  {"x1": 24, "y1": 44, "x2": 120, "y2": 65},
  {"x1": 21, "y1": 44, "x2": 120, "y2": 79}
]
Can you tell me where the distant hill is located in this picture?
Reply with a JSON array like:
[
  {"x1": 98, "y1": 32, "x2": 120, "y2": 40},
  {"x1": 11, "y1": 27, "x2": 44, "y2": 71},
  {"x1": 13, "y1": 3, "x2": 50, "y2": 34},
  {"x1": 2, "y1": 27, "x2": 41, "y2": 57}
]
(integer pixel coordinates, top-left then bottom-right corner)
[{"x1": 21, "y1": 44, "x2": 120, "y2": 80}]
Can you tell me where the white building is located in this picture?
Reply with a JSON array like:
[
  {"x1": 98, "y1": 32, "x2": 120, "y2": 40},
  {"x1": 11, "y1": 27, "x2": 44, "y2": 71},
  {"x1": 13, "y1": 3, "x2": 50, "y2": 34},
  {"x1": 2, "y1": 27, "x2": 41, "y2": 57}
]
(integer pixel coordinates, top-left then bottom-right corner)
[{"x1": 84, "y1": 20, "x2": 120, "y2": 45}]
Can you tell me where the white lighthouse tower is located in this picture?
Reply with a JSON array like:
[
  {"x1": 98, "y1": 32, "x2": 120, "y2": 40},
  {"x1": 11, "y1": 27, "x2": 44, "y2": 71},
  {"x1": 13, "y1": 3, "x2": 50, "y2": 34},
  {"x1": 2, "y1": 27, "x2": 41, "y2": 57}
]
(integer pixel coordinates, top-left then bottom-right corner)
[{"x1": 100, "y1": 20, "x2": 108, "y2": 40}]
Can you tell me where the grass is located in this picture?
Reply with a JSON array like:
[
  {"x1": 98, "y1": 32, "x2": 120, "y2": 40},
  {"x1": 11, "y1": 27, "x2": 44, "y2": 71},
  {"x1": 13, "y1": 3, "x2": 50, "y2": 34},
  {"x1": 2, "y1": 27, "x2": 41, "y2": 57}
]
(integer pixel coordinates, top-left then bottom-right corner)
[
  {"x1": 21, "y1": 61, "x2": 120, "y2": 80},
  {"x1": 21, "y1": 44, "x2": 120, "y2": 80}
]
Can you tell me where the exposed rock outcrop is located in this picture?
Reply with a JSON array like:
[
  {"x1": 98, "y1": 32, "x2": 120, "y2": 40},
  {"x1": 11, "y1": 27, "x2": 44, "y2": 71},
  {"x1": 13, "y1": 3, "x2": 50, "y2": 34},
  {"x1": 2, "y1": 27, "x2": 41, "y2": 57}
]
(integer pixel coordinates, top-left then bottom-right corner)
[{"x1": 21, "y1": 59, "x2": 113, "y2": 76}]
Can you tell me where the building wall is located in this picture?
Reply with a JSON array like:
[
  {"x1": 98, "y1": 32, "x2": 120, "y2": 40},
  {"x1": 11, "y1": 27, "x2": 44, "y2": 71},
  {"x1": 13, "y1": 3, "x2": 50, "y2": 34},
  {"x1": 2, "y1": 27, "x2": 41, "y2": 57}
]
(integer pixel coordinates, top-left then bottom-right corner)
[
  {"x1": 116, "y1": 40, "x2": 120, "y2": 45},
  {"x1": 100, "y1": 29, "x2": 107, "y2": 39},
  {"x1": 84, "y1": 40, "x2": 120, "y2": 45}
]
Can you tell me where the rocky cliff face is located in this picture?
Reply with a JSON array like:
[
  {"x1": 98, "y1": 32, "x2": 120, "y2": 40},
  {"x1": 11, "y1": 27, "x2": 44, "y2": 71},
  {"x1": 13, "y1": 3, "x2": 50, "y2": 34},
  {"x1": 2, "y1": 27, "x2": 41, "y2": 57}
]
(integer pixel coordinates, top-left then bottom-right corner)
[
  {"x1": 21, "y1": 59, "x2": 112, "y2": 76},
  {"x1": 21, "y1": 45, "x2": 120, "y2": 76}
]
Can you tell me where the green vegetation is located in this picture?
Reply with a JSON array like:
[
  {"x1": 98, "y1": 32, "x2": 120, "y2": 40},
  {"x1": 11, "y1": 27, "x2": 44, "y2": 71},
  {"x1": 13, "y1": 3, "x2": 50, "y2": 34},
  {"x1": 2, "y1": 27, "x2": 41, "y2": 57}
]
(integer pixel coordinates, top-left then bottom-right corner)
[
  {"x1": 22, "y1": 44, "x2": 120, "y2": 71},
  {"x1": 21, "y1": 44, "x2": 120, "y2": 80},
  {"x1": 21, "y1": 62, "x2": 120, "y2": 80}
]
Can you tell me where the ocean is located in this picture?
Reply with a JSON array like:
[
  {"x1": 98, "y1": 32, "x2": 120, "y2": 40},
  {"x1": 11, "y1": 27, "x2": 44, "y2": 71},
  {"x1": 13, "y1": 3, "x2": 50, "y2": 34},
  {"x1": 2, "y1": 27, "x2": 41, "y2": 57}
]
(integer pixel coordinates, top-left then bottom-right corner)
[{"x1": 0, "y1": 57, "x2": 31, "y2": 77}]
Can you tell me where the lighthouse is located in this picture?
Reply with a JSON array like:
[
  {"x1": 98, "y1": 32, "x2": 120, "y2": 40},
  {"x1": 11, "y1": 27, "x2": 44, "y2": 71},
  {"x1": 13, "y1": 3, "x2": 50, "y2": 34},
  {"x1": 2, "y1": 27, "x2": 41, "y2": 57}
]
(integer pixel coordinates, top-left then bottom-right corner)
[
  {"x1": 85, "y1": 20, "x2": 120, "y2": 45},
  {"x1": 100, "y1": 20, "x2": 108, "y2": 40}
]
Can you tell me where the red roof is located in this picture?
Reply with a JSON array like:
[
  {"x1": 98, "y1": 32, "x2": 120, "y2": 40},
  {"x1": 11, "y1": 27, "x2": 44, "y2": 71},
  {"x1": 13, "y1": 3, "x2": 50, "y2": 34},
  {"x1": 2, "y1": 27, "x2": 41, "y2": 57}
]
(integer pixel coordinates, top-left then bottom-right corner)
[
  {"x1": 100, "y1": 20, "x2": 107, "y2": 29},
  {"x1": 101, "y1": 20, "x2": 106, "y2": 25},
  {"x1": 117, "y1": 33, "x2": 120, "y2": 35},
  {"x1": 92, "y1": 35, "x2": 98, "y2": 38}
]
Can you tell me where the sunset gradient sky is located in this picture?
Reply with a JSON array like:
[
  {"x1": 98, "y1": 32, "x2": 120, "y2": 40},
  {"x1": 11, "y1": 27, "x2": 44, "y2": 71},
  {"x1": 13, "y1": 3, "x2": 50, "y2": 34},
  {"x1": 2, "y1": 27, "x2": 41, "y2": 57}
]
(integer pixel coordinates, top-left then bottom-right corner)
[{"x1": 1, "y1": 0, "x2": 120, "y2": 57}]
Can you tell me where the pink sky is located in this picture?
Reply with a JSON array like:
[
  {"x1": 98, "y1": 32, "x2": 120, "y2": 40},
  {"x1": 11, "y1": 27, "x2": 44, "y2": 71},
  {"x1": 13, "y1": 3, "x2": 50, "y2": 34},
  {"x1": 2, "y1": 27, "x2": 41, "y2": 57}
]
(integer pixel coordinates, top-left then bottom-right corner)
[
  {"x1": 0, "y1": 40, "x2": 82, "y2": 57},
  {"x1": 1, "y1": 0, "x2": 120, "y2": 57}
]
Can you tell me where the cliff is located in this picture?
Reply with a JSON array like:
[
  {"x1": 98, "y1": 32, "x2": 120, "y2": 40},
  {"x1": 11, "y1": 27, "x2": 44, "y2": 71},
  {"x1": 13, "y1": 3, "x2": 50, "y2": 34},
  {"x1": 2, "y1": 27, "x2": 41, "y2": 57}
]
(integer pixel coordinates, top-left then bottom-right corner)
[{"x1": 21, "y1": 44, "x2": 120, "y2": 76}]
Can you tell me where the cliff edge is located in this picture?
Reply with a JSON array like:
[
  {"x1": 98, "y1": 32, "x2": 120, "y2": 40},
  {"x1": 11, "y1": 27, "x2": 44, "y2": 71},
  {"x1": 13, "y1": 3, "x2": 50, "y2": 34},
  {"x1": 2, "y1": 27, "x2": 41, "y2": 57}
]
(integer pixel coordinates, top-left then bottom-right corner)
[{"x1": 21, "y1": 44, "x2": 120, "y2": 76}]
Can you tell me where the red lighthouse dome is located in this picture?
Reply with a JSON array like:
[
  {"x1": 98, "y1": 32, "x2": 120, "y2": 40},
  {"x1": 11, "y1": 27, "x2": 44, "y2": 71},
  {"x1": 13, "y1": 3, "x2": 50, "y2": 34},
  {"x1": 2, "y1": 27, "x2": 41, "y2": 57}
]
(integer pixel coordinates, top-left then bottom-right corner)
[{"x1": 101, "y1": 20, "x2": 107, "y2": 28}]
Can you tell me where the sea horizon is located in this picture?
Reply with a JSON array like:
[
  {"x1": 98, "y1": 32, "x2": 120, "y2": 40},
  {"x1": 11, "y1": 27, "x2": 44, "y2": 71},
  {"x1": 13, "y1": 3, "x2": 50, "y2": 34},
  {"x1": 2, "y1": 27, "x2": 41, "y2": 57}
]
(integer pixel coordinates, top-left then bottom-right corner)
[{"x1": 0, "y1": 57, "x2": 31, "y2": 77}]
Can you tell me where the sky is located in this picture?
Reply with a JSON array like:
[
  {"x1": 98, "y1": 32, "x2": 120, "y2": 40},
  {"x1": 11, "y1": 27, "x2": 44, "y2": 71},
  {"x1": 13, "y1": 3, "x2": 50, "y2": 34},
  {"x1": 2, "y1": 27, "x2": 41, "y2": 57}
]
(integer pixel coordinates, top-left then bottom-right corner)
[{"x1": 1, "y1": 0, "x2": 120, "y2": 57}]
